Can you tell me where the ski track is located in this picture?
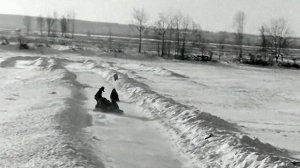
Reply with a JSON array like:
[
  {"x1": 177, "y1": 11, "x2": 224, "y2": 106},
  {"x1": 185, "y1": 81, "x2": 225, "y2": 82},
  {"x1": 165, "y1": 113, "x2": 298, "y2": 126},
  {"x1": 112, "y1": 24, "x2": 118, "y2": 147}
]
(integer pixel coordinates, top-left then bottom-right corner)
[{"x1": 0, "y1": 51, "x2": 299, "y2": 168}]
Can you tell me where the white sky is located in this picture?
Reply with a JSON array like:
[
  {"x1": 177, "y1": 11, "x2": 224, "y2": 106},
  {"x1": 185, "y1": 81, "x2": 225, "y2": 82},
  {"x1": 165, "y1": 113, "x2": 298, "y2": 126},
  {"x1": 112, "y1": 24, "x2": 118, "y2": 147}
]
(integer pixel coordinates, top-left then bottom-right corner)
[{"x1": 0, "y1": 0, "x2": 299, "y2": 36}]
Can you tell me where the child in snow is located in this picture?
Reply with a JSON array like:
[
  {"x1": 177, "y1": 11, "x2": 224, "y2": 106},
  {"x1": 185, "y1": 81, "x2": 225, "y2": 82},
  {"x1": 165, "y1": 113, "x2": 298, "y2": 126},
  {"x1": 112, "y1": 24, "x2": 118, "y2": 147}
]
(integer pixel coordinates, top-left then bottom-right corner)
[
  {"x1": 110, "y1": 88, "x2": 120, "y2": 102},
  {"x1": 94, "y1": 86, "x2": 105, "y2": 103},
  {"x1": 95, "y1": 86, "x2": 121, "y2": 112}
]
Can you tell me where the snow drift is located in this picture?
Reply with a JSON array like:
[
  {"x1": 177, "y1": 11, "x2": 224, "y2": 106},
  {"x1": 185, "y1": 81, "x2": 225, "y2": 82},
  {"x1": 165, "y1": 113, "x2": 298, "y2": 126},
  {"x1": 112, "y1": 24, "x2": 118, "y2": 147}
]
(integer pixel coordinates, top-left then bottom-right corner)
[
  {"x1": 83, "y1": 60, "x2": 297, "y2": 168},
  {"x1": 0, "y1": 56, "x2": 103, "y2": 168},
  {"x1": 116, "y1": 63, "x2": 187, "y2": 78}
]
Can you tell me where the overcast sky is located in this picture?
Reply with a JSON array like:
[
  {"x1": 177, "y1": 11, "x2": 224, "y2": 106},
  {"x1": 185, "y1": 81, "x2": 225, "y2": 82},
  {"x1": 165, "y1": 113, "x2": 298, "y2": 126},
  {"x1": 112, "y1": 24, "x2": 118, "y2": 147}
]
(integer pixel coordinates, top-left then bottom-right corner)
[{"x1": 1, "y1": 0, "x2": 299, "y2": 36}]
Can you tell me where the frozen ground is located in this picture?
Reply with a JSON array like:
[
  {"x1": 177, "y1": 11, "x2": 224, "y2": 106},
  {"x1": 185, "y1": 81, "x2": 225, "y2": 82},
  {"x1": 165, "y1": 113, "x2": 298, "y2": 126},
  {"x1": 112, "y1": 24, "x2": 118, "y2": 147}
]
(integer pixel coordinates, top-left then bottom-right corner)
[{"x1": 0, "y1": 45, "x2": 299, "y2": 167}]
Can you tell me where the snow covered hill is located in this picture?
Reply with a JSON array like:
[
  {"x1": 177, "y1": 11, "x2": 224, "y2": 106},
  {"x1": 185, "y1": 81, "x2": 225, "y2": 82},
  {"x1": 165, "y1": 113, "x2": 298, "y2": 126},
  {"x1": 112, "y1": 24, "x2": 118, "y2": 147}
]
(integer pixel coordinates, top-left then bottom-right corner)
[
  {"x1": 0, "y1": 46, "x2": 299, "y2": 167},
  {"x1": 0, "y1": 56, "x2": 101, "y2": 167}
]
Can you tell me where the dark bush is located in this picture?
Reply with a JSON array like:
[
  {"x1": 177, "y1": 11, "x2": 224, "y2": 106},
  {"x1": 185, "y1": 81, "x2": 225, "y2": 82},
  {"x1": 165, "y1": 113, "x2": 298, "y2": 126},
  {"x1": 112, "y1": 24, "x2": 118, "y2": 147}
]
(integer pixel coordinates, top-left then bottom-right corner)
[
  {"x1": 19, "y1": 43, "x2": 29, "y2": 50},
  {"x1": 1, "y1": 39, "x2": 9, "y2": 45},
  {"x1": 279, "y1": 62, "x2": 300, "y2": 69},
  {"x1": 243, "y1": 53, "x2": 270, "y2": 66},
  {"x1": 243, "y1": 59, "x2": 270, "y2": 66}
]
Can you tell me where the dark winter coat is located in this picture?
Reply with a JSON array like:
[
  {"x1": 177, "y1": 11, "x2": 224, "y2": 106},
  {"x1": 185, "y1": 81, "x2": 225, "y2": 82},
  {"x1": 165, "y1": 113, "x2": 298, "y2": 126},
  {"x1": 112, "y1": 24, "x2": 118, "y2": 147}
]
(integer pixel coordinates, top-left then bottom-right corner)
[
  {"x1": 94, "y1": 90, "x2": 102, "y2": 101},
  {"x1": 95, "y1": 87, "x2": 105, "y2": 101},
  {"x1": 110, "y1": 88, "x2": 120, "y2": 102}
]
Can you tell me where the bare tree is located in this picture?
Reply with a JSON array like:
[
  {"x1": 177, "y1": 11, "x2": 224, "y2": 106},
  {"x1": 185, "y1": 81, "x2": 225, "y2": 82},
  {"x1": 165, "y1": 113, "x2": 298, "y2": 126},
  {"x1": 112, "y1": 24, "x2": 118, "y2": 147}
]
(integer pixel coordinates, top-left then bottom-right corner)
[
  {"x1": 173, "y1": 12, "x2": 183, "y2": 57},
  {"x1": 192, "y1": 23, "x2": 207, "y2": 56},
  {"x1": 266, "y1": 18, "x2": 291, "y2": 63},
  {"x1": 108, "y1": 27, "x2": 113, "y2": 51},
  {"x1": 86, "y1": 30, "x2": 91, "y2": 37},
  {"x1": 65, "y1": 13, "x2": 71, "y2": 37},
  {"x1": 46, "y1": 15, "x2": 54, "y2": 37},
  {"x1": 216, "y1": 31, "x2": 227, "y2": 61},
  {"x1": 69, "y1": 11, "x2": 76, "y2": 39},
  {"x1": 180, "y1": 15, "x2": 191, "y2": 60},
  {"x1": 36, "y1": 15, "x2": 45, "y2": 37},
  {"x1": 259, "y1": 25, "x2": 268, "y2": 61},
  {"x1": 60, "y1": 16, "x2": 68, "y2": 37},
  {"x1": 154, "y1": 12, "x2": 168, "y2": 57},
  {"x1": 166, "y1": 14, "x2": 175, "y2": 57},
  {"x1": 52, "y1": 12, "x2": 59, "y2": 37},
  {"x1": 132, "y1": 8, "x2": 148, "y2": 53},
  {"x1": 153, "y1": 29, "x2": 161, "y2": 55},
  {"x1": 23, "y1": 16, "x2": 32, "y2": 35},
  {"x1": 233, "y1": 11, "x2": 246, "y2": 62}
]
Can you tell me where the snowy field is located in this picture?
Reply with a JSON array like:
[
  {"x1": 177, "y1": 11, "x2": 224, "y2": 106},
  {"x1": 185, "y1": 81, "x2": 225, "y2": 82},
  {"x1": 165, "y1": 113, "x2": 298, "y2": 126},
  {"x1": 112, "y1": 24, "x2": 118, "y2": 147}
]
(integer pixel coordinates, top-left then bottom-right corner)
[
  {"x1": 0, "y1": 45, "x2": 299, "y2": 167},
  {"x1": 112, "y1": 58, "x2": 300, "y2": 158}
]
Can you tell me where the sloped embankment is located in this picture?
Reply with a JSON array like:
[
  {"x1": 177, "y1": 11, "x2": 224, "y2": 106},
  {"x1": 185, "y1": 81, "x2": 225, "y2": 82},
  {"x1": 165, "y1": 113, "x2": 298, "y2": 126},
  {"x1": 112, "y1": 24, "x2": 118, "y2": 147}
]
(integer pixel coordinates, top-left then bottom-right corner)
[
  {"x1": 0, "y1": 56, "x2": 103, "y2": 168},
  {"x1": 84, "y1": 60, "x2": 296, "y2": 168}
]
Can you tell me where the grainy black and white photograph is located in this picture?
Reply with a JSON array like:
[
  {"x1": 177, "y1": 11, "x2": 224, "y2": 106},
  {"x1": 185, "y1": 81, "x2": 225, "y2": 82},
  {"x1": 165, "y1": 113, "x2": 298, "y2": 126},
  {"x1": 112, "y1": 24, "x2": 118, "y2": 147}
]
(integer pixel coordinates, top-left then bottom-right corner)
[{"x1": 0, "y1": 0, "x2": 299, "y2": 167}]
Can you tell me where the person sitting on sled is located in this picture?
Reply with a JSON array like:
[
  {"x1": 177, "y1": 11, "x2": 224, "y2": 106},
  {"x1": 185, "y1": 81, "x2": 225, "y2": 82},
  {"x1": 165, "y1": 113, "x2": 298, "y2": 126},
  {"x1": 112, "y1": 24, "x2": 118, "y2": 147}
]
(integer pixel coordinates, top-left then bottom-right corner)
[
  {"x1": 94, "y1": 86, "x2": 120, "y2": 111},
  {"x1": 110, "y1": 88, "x2": 120, "y2": 102},
  {"x1": 94, "y1": 86, "x2": 105, "y2": 103},
  {"x1": 110, "y1": 88, "x2": 120, "y2": 110}
]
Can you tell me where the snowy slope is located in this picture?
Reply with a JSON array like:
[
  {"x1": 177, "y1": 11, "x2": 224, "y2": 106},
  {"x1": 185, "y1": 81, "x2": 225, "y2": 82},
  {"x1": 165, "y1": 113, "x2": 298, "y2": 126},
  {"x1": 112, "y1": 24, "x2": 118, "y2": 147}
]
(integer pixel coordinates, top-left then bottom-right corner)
[
  {"x1": 111, "y1": 60, "x2": 300, "y2": 160},
  {"x1": 75, "y1": 60, "x2": 297, "y2": 167},
  {"x1": 64, "y1": 65, "x2": 196, "y2": 168},
  {"x1": 0, "y1": 46, "x2": 299, "y2": 167},
  {"x1": 0, "y1": 51, "x2": 196, "y2": 168},
  {"x1": 0, "y1": 56, "x2": 103, "y2": 167}
]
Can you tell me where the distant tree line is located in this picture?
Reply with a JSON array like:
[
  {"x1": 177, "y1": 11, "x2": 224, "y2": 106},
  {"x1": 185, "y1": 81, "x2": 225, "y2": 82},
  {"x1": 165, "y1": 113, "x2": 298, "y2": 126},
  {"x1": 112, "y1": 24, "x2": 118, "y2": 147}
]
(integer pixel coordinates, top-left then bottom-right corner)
[
  {"x1": 23, "y1": 11, "x2": 76, "y2": 38},
  {"x1": 21, "y1": 8, "x2": 295, "y2": 65},
  {"x1": 257, "y1": 18, "x2": 291, "y2": 64},
  {"x1": 131, "y1": 8, "x2": 294, "y2": 64},
  {"x1": 130, "y1": 8, "x2": 230, "y2": 59}
]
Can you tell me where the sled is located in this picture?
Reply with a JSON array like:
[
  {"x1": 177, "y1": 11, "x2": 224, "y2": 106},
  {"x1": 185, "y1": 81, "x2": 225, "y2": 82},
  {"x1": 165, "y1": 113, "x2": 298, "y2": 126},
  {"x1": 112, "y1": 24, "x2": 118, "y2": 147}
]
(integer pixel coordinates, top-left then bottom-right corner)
[
  {"x1": 94, "y1": 102, "x2": 124, "y2": 114},
  {"x1": 93, "y1": 106, "x2": 124, "y2": 114}
]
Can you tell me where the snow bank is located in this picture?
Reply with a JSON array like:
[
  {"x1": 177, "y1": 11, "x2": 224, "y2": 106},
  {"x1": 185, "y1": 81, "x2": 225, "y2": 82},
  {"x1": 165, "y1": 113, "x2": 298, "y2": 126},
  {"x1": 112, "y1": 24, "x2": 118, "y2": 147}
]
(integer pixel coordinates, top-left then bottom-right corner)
[
  {"x1": 0, "y1": 56, "x2": 40, "y2": 68},
  {"x1": 0, "y1": 57, "x2": 4, "y2": 64},
  {"x1": 84, "y1": 60, "x2": 296, "y2": 167},
  {"x1": 0, "y1": 56, "x2": 103, "y2": 167},
  {"x1": 118, "y1": 63, "x2": 187, "y2": 78},
  {"x1": 51, "y1": 45, "x2": 71, "y2": 51}
]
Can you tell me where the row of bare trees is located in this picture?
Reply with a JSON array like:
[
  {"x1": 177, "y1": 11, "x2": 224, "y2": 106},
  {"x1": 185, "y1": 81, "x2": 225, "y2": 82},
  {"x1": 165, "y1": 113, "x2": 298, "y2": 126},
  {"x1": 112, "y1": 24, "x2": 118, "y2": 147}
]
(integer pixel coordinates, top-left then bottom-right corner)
[
  {"x1": 154, "y1": 13, "x2": 211, "y2": 59},
  {"x1": 131, "y1": 9, "x2": 224, "y2": 60},
  {"x1": 23, "y1": 11, "x2": 76, "y2": 38},
  {"x1": 22, "y1": 8, "x2": 292, "y2": 64},
  {"x1": 259, "y1": 18, "x2": 291, "y2": 63},
  {"x1": 153, "y1": 12, "x2": 194, "y2": 59},
  {"x1": 131, "y1": 8, "x2": 292, "y2": 64},
  {"x1": 233, "y1": 11, "x2": 292, "y2": 64},
  {"x1": 132, "y1": 9, "x2": 208, "y2": 59}
]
